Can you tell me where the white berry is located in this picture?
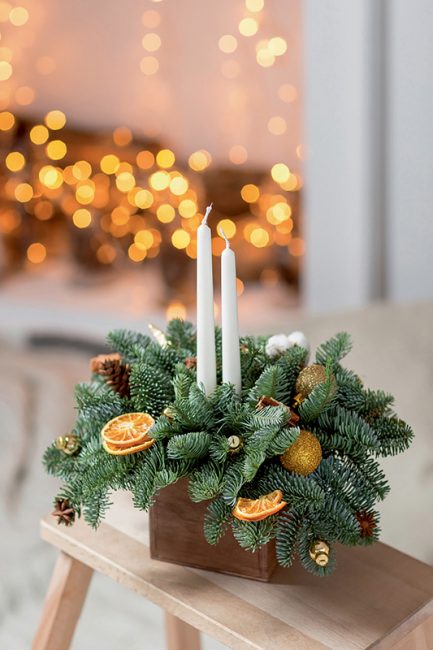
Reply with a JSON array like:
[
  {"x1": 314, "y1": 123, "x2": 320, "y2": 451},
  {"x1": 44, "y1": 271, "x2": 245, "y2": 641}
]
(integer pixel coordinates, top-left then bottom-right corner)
[{"x1": 265, "y1": 334, "x2": 289, "y2": 358}]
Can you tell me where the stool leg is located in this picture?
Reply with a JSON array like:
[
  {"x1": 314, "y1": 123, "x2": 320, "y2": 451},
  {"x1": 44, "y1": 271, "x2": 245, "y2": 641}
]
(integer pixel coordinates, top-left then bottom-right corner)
[
  {"x1": 32, "y1": 551, "x2": 93, "y2": 650},
  {"x1": 165, "y1": 612, "x2": 201, "y2": 650}
]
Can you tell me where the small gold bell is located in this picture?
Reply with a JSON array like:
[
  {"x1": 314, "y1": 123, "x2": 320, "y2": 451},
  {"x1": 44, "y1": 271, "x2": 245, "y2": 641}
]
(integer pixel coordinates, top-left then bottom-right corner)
[
  {"x1": 309, "y1": 539, "x2": 330, "y2": 567},
  {"x1": 163, "y1": 407, "x2": 175, "y2": 420},
  {"x1": 55, "y1": 434, "x2": 80, "y2": 456}
]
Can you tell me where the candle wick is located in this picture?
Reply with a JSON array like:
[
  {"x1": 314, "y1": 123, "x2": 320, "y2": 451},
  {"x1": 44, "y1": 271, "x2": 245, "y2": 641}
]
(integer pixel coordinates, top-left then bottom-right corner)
[
  {"x1": 202, "y1": 203, "x2": 213, "y2": 225},
  {"x1": 218, "y1": 227, "x2": 230, "y2": 248}
]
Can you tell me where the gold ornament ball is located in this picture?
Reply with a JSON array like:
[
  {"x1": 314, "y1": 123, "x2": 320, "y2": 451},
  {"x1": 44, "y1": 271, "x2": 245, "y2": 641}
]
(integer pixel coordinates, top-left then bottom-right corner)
[
  {"x1": 295, "y1": 364, "x2": 336, "y2": 402},
  {"x1": 280, "y1": 429, "x2": 322, "y2": 475},
  {"x1": 309, "y1": 539, "x2": 330, "y2": 566},
  {"x1": 55, "y1": 434, "x2": 80, "y2": 456}
]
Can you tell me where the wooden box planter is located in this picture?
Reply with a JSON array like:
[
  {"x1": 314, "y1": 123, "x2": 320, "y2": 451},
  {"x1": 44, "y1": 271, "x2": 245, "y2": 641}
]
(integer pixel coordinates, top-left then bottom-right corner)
[{"x1": 149, "y1": 477, "x2": 277, "y2": 582}]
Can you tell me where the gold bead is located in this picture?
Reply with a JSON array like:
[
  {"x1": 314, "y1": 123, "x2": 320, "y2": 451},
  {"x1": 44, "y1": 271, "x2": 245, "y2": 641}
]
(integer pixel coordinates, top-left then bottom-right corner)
[
  {"x1": 228, "y1": 435, "x2": 243, "y2": 453},
  {"x1": 280, "y1": 430, "x2": 322, "y2": 475},
  {"x1": 309, "y1": 539, "x2": 330, "y2": 566},
  {"x1": 55, "y1": 436, "x2": 66, "y2": 450},
  {"x1": 295, "y1": 364, "x2": 336, "y2": 403},
  {"x1": 63, "y1": 434, "x2": 80, "y2": 456}
]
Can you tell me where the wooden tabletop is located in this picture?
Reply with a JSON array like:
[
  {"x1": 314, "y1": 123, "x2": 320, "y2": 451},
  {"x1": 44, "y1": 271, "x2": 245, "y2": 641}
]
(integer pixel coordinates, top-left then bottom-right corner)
[{"x1": 40, "y1": 515, "x2": 433, "y2": 650}]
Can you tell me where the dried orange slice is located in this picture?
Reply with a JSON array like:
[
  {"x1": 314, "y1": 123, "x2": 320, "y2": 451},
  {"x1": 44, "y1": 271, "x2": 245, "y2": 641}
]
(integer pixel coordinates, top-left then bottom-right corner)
[
  {"x1": 102, "y1": 438, "x2": 154, "y2": 456},
  {"x1": 232, "y1": 490, "x2": 286, "y2": 522},
  {"x1": 101, "y1": 412, "x2": 155, "y2": 449}
]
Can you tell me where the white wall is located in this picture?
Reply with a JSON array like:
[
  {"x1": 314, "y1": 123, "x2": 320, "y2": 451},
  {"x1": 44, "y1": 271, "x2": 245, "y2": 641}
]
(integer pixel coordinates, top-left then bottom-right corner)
[
  {"x1": 303, "y1": 0, "x2": 433, "y2": 312},
  {"x1": 387, "y1": 1, "x2": 433, "y2": 302}
]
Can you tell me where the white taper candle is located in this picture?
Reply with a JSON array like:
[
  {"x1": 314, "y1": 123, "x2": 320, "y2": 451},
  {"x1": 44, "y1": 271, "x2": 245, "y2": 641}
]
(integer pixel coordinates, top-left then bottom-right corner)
[
  {"x1": 196, "y1": 204, "x2": 216, "y2": 394},
  {"x1": 220, "y1": 228, "x2": 241, "y2": 394}
]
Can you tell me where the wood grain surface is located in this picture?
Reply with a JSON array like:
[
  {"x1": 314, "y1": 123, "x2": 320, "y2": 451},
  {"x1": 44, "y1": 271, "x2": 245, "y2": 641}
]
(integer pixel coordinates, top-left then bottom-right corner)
[
  {"x1": 150, "y1": 478, "x2": 277, "y2": 581},
  {"x1": 40, "y1": 515, "x2": 433, "y2": 649}
]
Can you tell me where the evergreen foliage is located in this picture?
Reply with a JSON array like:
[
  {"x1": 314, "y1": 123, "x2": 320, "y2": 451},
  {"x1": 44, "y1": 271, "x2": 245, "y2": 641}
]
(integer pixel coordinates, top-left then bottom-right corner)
[{"x1": 43, "y1": 321, "x2": 413, "y2": 576}]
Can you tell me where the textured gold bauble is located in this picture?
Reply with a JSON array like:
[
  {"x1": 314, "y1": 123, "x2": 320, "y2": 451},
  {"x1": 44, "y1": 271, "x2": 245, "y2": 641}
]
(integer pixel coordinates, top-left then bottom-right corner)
[
  {"x1": 295, "y1": 364, "x2": 336, "y2": 402},
  {"x1": 227, "y1": 435, "x2": 243, "y2": 454},
  {"x1": 280, "y1": 430, "x2": 322, "y2": 475},
  {"x1": 309, "y1": 539, "x2": 330, "y2": 566},
  {"x1": 55, "y1": 434, "x2": 80, "y2": 456}
]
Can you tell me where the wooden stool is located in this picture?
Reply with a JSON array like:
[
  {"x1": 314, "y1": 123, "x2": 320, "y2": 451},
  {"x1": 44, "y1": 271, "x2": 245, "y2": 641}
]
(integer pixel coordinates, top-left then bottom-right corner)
[{"x1": 33, "y1": 515, "x2": 433, "y2": 650}]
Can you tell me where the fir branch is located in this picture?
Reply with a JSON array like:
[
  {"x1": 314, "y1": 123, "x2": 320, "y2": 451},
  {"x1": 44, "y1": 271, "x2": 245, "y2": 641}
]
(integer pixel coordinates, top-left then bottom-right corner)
[
  {"x1": 203, "y1": 497, "x2": 232, "y2": 545},
  {"x1": 167, "y1": 431, "x2": 211, "y2": 460},
  {"x1": 275, "y1": 511, "x2": 302, "y2": 567},
  {"x1": 231, "y1": 515, "x2": 278, "y2": 552},
  {"x1": 315, "y1": 331, "x2": 352, "y2": 368},
  {"x1": 189, "y1": 461, "x2": 224, "y2": 502}
]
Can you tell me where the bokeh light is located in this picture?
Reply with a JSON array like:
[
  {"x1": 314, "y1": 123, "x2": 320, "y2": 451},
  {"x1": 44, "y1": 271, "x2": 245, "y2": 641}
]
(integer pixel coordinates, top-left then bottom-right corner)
[
  {"x1": 142, "y1": 32, "x2": 161, "y2": 52},
  {"x1": 218, "y1": 35, "x2": 238, "y2": 53},
  {"x1": 72, "y1": 208, "x2": 92, "y2": 229},
  {"x1": 27, "y1": 242, "x2": 47, "y2": 264},
  {"x1": 241, "y1": 184, "x2": 260, "y2": 203},
  {"x1": 46, "y1": 140, "x2": 67, "y2": 160},
  {"x1": 156, "y1": 149, "x2": 175, "y2": 168},
  {"x1": 44, "y1": 110, "x2": 66, "y2": 130},
  {"x1": 100, "y1": 154, "x2": 120, "y2": 174},
  {"x1": 9, "y1": 6, "x2": 29, "y2": 26},
  {"x1": 5, "y1": 151, "x2": 25, "y2": 172},
  {"x1": 238, "y1": 17, "x2": 258, "y2": 37},
  {"x1": 268, "y1": 116, "x2": 287, "y2": 135},
  {"x1": 228, "y1": 145, "x2": 248, "y2": 165},
  {"x1": 30, "y1": 124, "x2": 49, "y2": 144},
  {"x1": 271, "y1": 163, "x2": 290, "y2": 183},
  {"x1": 140, "y1": 56, "x2": 159, "y2": 75}
]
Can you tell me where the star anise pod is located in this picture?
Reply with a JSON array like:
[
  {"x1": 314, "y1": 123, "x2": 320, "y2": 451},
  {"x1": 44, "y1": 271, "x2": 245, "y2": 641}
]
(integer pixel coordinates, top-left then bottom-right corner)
[
  {"x1": 52, "y1": 498, "x2": 75, "y2": 526},
  {"x1": 356, "y1": 511, "x2": 376, "y2": 538}
]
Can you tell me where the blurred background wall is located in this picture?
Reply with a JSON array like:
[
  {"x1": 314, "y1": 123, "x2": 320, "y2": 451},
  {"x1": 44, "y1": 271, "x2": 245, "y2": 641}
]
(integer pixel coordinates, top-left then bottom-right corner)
[
  {"x1": 0, "y1": 0, "x2": 432, "y2": 336},
  {"x1": 304, "y1": 0, "x2": 433, "y2": 311}
]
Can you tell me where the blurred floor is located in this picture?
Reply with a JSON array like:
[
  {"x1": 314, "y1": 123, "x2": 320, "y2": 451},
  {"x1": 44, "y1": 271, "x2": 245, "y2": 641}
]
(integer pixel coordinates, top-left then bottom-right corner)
[{"x1": 1, "y1": 300, "x2": 432, "y2": 649}]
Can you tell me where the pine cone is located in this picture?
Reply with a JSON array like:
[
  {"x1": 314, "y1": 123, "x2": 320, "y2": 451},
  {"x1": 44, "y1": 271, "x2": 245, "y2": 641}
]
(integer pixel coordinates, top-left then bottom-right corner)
[
  {"x1": 90, "y1": 352, "x2": 121, "y2": 374},
  {"x1": 184, "y1": 356, "x2": 197, "y2": 369},
  {"x1": 99, "y1": 358, "x2": 130, "y2": 398},
  {"x1": 52, "y1": 498, "x2": 75, "y2": 526},
  {"x1": 256, "y1": 395, "x2": 300, "y2": 426}
]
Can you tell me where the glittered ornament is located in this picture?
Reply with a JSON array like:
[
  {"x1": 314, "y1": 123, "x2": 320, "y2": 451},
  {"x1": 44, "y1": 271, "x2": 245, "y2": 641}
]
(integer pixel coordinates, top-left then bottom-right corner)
[
  {"x1": 280, "y1": 429, "x2": 322, "y2": 475},
  {"x1": 309, "y1": 539, "x2": 330, "y2": 566},
  {"x1": 55, "y1": 434, "x2": 80, "y2": 456},
  {"x1": 356, "y1": 511, "x2": 377, "y2": 538},
  {"x1": 295, "y1": 364, "x2": 336, "y2": 403},
  {"x1": 227, "y1": 435, "x2": 243, "y2": 454}
]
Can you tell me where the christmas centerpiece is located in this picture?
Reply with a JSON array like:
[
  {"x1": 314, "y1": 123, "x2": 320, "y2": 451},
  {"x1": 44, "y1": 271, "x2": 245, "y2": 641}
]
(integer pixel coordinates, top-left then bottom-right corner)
[{"x1": 43, "y1": 206, "x2": 413, "y2": 579}]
